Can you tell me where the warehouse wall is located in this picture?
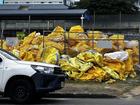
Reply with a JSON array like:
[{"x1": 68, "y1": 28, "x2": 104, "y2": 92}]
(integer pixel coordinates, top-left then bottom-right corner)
[
  {"x1": 1, "y1": 13, "x2": 140, "y2": 34},
  {"x1": 66, "y1": 13, "x2": 140, "y2": 33},
  {"x1": 92, "y1": 14, "x2": 140, "y2": 29}
]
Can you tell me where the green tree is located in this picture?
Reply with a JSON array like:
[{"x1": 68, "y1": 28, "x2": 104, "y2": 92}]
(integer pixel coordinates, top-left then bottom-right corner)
[
  {"x1": 76, "y1": 0, "x2": 90, "y2": 9},
  {"x1": 76, "y1": 0, "x2": 138, "y2": 14}
]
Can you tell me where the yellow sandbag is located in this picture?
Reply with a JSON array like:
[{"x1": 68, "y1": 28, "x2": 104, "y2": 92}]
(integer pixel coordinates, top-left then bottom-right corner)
[
  {"x1": 46, "y1": 34, "x2": 64, "y2": 42},
  {"x1": 102, "y1": 66, "x2": 120, "y2": 80},
  {"x1": 23, "y1": 31, "x2": 36, "y2": 45},
  {"x1": 88, "y1": 31, "x2": 104, "y2": 39},
  {"x1": 125, "y1": 47, "x2": 139, "y2": 65},
  {"x1": 109, "y1": 34, "x2": 124, "y2": 39},
  {"x1": 92, "y1": 67, "x2": 108, "y2": 82},
  {"x1": 69, "y1": 25, "x2": 84, "y2": 33},
  {"x1": 75, "y1": 58, "x2": 93, "y2": 72},
  {"x1": 103, "y1": 61, "x2": 123, "y2": 72},
  {"x1": 81, "y1": 66, "x2": 107, "y2": 82},
  {"x1": 75, "y1": 33, "x2": 88, "y2": 39},
  {"x1": 103, "y1": 60, "x2": 126, "y2": 80},
  {"x1": 19, "y1": 44, "x2": 31, "y2": 51},
  {"x1": 109, "y1": 34, "x2": 125, "y2": 51},
  {"x1": 125, "y1": 50, "x2": 136, "y2": 78},
  {"x1": 66, "y1": 71, "x2": 81, "y2": 79},
  {"x1": 77, "y1": 51, "x2": 103, "y2": 66},
  {"x1": 60, "y1": 57, "x2": 93, "y2": 80},
  {"x1": 12, "y1": 49, "x2": 20, "y2": 58},
  {"x1": 103, "y1": 51, "x2": 129, "y2": 80},
  {"x1": 2, "y1": 41, "x2": 9, "y2": 50},
  {"x1": 45, "y1": 41, "x2": 64, "y2": 52},
  {"x1": 19, "y1": 50, "x2": 26, "y2": 59},
  {"x1": 45, "y1": 26, "x2": 65, "y2": 42},
  {"x1": 32, "y1": 35, "x2": 43, "y2": 45},
  {"x1": 23, "y1": 51, "x2": 35, "y2": 61},
  {"x1": 35, "y1": 44, "x2": 44, "y2": 62},
  {"x1": 66, "y1": 32, "x2": 86, "y2": 40},
  {"x1": 79, "y1": 73, "x2": 95, "y2": 81},
  {"x1": 59, "y1": 57, "x2": 93, "y2": 73},
  {"x1": 59, "y1": 59, "x2": 78, "y2": 71},
  {"x1": 77, "y1": 33, "x2": 89, "y2": 44},
  {"x1": 72, "y1": 42, "x2": 91, "y2": 52},
  {"x1": 80, "y1": 66, "x2": 107, "y2": 81},
  {"x1": 68, "y1": 57, "x2": 93, "y2": 72},
  {"x1": 45, "y1": 34, "x2": 64, "y2": 42},
  {"x1": 52, "y1": 26, "x2": 65, "y2": 34},
  {"x1": 43, "y1": 47, "x2": 60, "y2": 64}
]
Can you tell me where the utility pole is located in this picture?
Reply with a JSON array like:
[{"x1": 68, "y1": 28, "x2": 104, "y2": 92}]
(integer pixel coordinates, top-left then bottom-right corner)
[{"x1": 81, "y1": 14, "x2": 84, "y2": 27}]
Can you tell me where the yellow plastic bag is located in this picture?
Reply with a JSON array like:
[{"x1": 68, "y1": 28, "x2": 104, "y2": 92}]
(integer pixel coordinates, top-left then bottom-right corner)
[
  {"x1": 69, "y1": 25, "x2": 84, "y2": 33},
  {"x1": 77, "y1": 51, "x2": 103, "y2": 66},
  {"x1": 43, "y1": 47, "x2": 60, "y2": 64}
]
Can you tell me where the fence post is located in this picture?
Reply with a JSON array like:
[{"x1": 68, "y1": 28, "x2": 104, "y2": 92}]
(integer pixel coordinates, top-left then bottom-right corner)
[
  {"x1": 139, "y1": 41, "x2": 140, "y2": 64},
  {"x1": 81, "y1": 14, "x2": 84, "y2": 27},
  {"x1": 1, "y1": 21, "x2": 5, "y2": 49},
  {"x1": 28, "y1": 15, "x2": 31, "y2": 34},
  {"x1": 93, "y1": 11, "x2": 96, "y2": 27}
]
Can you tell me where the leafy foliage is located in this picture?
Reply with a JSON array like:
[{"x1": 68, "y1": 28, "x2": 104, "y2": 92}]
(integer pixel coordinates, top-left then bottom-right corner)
[{"x1": 76, "y1": 0, "x2": 139, "y2": 14}]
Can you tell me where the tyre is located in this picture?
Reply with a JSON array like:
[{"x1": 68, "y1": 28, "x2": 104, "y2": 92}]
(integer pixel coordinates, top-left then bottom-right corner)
[{"x1": 9, "y1": 79, "x2": 35, "y2": 104}]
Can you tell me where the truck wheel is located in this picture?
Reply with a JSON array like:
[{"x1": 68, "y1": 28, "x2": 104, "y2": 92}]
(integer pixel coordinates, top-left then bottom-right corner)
[{"x1": 9, "y1": 79, "x2": 34, "y2": 104}]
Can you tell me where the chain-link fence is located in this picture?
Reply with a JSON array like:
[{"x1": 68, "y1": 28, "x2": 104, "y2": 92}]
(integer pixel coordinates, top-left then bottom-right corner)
[
  {"x1": 85, "y1": 12, "x2": 140, "y2": 34},
  {"x1": 0, "y1": 13, "x2": 140, "y2": 64},
  {"x1": 1, "y1": 28, "x2": 139, "y2": 64}
]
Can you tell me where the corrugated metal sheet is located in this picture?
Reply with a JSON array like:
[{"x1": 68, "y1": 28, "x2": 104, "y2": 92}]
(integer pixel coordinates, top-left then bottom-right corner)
[
  {"x1": 4, "y1": 0, "x2": 64, "y2": 4},
  {"x1": 0, "y1": 4, "x2": 87, "y2": 20},
  {"x1": 0, "y1": 9, "x2": 86, "y2": 16},
  {"x1": 0, "y1": 4, "x2": 68, "y2": 10}
]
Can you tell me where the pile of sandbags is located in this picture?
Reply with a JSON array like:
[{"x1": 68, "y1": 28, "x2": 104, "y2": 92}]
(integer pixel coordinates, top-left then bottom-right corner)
[
  {"x1": 1, "y1": 25, "x2": 139, "y2": 82},
  {"x1": 59, "y1": 50, "x2": 136, "y2": 82}
]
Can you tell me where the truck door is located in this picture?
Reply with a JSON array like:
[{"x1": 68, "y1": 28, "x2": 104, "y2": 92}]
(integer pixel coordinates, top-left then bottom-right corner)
[{"x1": 0, "y1": 57, "x2": 4, "y2": 90}]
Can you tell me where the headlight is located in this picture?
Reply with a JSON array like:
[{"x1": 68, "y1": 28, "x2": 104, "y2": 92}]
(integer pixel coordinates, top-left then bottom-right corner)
[{"x1": 31, "y1": 65, "x2": 54, "y2": 74}]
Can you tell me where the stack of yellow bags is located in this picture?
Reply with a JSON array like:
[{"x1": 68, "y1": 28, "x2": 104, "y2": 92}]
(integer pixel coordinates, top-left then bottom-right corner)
[
  {"x1": 59, "y1": 50, "x2": 136, "y2": 82},
  {"x1": 1, "y1": 25, "x2": 139, "y2": 83}
]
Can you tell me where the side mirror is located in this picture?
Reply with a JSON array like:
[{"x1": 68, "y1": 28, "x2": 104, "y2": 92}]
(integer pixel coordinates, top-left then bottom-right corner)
[{"x1": 0, "y1": 58, "x2": 2, "y2": 62}]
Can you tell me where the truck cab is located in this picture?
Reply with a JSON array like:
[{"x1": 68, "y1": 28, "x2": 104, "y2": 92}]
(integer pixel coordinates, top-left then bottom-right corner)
[{"x1": 0, "y1": 49, "x2": 65, "y2": 103}]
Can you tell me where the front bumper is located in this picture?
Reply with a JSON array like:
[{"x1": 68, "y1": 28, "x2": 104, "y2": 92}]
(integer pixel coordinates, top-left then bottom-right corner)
[{"x1": 32, "y1": 73, "x2": 66, "y2": 93}]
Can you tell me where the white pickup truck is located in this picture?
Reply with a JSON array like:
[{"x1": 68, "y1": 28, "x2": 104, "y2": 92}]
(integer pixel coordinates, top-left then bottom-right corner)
[{"x1": 0, "y1": 49, "x2": 65, "y2": 103}]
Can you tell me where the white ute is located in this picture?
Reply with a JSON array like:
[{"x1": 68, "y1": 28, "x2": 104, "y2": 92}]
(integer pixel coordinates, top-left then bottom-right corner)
[{"x1": 0, "y1": 49, "x2": 65, "y2": 103}]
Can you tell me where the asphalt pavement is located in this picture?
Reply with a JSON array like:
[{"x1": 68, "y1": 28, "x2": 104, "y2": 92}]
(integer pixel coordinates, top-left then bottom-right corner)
[{"x1": 0, "y1": 97, "x2": 139, "y2": 105}]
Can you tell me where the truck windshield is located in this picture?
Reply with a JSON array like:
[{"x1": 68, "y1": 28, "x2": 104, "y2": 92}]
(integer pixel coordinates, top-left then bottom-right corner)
[{"x1": 0, "y1": 49, "x2": 20, "y2": 60}]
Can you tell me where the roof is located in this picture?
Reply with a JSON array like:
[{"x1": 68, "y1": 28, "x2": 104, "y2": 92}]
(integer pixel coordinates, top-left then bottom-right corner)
[
  {"x1": 0, "y1": 4, "x2": 87, "y2": 20},
  {"x1": 4, "y1": 0, "x2": 64, "y2": 4},
  {"x1": 0, "y1": 4, "x2": 68, "y2": 10},
  {"x1": 0, "y1": 9, "x2": 87, "y2": 15}
]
